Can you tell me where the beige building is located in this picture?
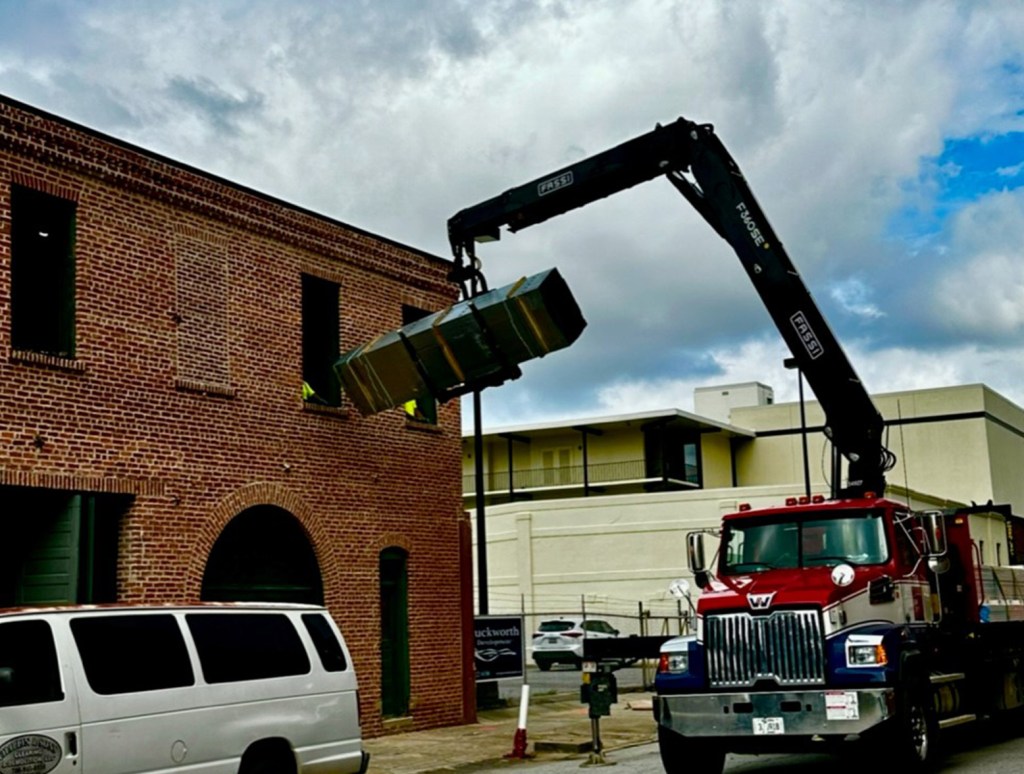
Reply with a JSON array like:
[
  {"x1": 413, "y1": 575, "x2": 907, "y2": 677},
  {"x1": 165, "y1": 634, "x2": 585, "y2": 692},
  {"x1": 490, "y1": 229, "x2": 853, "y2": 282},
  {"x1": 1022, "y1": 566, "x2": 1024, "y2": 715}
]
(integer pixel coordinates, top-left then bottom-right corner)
[{"x1": 462, "y1": 383, "x2": 1024, "y2": 630}]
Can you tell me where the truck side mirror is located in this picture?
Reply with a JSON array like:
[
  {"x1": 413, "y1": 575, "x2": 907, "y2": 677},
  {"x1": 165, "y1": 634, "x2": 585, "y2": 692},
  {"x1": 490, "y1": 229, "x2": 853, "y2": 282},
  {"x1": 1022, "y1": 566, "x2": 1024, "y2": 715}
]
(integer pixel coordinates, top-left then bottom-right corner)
[
  {"x1": 688, "y1": 533, "x2": 710, "y2": 588},
  {"x1": 688, "y1": 532, "x2": 706, "y2": 573},
  {"x1": 924, "y1": 511, "x2": 947, "y2": 556}
]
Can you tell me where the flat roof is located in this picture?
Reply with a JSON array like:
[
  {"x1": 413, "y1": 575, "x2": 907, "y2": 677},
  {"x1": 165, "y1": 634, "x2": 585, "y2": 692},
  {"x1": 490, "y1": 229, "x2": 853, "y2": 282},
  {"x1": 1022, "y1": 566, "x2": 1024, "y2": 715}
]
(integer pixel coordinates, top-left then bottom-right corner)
[{"x1": 462, "y1": 407, "x2": 755, "y2": 441}]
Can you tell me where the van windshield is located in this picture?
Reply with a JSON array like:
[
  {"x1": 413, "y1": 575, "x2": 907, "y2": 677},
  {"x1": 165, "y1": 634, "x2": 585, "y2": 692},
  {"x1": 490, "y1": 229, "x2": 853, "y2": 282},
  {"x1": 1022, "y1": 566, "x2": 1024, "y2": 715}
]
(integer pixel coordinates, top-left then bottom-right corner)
[{"x1": 721, "y1": 509, "x2": 889, "y2": 574}]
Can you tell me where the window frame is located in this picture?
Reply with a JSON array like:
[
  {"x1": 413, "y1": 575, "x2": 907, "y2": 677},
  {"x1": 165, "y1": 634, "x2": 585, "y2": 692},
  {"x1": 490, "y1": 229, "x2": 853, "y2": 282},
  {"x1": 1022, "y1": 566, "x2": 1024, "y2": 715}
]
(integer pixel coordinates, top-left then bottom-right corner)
[
  {"x1": 186, "y1": 612, "x2": 312, "y2": 684},
  {"x1": 69, "y1": 613, "x2": 195, "y2": 696},
  {"x1": 0, "y1": 619, "x2": 65, "y2": 707},
  {"x1": 400, "y1": 305, "x2": 438, "y2": 425},
  {"x1": 301, "y1": 273, "x2": 342, "y2": 407},
  {"x1": 10, "y1": 184, "x2": 78, "y2": 358}
]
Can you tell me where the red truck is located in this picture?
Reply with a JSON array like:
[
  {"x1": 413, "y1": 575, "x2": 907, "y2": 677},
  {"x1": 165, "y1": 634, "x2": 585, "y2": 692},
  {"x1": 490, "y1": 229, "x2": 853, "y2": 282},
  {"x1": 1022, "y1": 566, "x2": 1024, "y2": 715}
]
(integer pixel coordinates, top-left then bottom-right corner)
[
  {"x1": 448, "y1": 117, "x2": 1024, "y2": 771},
  {"x1": 656, "y1": 495, "x2": 1024, "y2": 772}
]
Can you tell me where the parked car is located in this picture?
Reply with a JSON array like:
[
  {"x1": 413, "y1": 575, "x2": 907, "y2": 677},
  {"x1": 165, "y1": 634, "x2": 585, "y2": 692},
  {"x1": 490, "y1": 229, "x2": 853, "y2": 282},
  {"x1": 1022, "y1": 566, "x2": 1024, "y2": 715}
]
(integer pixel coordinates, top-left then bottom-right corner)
[{"x1": 531, "y1": 617, "x2": 620, "y2": 670}]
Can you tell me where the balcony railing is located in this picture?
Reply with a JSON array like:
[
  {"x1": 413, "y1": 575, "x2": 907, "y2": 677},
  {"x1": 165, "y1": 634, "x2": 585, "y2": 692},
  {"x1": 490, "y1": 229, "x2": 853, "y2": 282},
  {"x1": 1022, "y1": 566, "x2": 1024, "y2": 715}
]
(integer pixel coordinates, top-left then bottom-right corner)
[{"x1": 463, "y1": 459, "x2": 698, "y2": 495}]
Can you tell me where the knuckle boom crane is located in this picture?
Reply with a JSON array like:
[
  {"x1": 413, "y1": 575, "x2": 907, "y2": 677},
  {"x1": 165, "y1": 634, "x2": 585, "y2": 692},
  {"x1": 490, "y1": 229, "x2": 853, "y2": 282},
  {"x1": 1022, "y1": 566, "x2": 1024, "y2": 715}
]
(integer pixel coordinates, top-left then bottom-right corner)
[
  {"x1": 448, "y1": 116, "x2": 895, "y2": 499},
  {"x1": 450, "y1": 118, "x2": 1024, "y2": 772}
]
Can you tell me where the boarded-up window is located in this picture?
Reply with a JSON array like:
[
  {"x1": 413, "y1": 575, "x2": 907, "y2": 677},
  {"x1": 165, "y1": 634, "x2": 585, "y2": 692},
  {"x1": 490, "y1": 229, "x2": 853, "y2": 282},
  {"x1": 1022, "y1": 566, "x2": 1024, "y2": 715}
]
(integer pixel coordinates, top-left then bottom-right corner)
[{"x1": 174, "y1": 232, "x2": 230, "y2": 389}]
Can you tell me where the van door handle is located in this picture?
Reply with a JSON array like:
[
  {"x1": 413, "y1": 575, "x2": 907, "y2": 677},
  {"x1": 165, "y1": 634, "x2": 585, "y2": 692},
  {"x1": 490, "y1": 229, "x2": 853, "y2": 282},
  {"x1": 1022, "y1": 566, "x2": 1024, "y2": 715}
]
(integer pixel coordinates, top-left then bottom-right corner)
[{"x1": 65, "y1": 731, "x2": 78, "y2": 756}]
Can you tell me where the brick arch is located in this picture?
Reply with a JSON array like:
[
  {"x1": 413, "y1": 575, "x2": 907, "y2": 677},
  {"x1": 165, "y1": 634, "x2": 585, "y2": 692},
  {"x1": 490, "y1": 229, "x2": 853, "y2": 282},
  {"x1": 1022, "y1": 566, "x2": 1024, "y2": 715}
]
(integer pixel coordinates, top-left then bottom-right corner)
[
  {"x1": 376, "y1": 531, "x2": 413, "y2": 554},
  {"x1": 187, "y1": 482, "x2": 338, "y2": 597}
]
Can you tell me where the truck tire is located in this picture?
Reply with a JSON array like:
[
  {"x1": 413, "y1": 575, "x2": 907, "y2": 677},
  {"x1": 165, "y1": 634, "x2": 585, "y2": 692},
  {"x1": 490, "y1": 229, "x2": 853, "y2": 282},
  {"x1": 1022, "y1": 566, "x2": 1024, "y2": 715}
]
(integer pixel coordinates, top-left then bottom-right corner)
[
  {"x1": 657, "y1": 726, "x2": 725, "y2": 774},
  {"x1": 886, "y1": 689, "x2": 937, "y2": 771}
]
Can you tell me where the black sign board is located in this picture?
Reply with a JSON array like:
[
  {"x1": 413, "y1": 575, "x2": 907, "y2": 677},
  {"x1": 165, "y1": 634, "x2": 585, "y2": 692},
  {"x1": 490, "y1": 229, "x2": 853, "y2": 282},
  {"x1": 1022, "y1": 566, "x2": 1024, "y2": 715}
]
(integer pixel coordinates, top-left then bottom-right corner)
[{"x1": 474, "y1": 614, "x2": 525, "y2": 682}]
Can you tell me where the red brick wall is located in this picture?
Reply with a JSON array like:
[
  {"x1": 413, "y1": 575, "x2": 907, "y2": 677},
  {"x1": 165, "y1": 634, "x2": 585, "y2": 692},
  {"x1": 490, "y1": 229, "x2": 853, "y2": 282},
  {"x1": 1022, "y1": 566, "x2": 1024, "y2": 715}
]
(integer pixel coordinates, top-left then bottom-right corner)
[{"x1": 0, "y1": 96, "x2": 470, "y2": 734}]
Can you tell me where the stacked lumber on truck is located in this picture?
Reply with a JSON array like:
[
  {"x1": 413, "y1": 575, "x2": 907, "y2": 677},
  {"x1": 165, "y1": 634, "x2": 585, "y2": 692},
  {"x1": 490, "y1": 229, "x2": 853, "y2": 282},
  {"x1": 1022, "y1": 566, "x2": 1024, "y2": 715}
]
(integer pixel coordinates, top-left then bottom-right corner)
[{"x1": 978, "y1": 565, "x2": 1024, "y2": 622}]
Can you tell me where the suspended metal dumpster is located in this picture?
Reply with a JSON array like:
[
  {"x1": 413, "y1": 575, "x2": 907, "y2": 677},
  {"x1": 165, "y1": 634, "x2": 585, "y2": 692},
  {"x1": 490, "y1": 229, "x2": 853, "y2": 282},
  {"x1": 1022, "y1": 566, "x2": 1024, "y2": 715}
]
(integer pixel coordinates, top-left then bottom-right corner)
[{"x1": 335, "y1": 268, "x2": 586, "y2": 415}]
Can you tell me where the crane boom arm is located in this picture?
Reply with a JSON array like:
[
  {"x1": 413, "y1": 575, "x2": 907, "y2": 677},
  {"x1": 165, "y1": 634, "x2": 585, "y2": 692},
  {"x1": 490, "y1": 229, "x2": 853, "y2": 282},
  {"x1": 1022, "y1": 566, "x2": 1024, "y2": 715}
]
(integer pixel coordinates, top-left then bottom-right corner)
[{"x1": 448, "y1": 117, "x2": 893, "y2": 497}]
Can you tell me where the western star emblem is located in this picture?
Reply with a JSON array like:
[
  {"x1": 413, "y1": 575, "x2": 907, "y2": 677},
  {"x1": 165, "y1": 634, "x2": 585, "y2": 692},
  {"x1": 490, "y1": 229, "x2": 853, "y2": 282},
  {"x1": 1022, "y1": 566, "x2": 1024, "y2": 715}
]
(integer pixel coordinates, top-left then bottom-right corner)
[{"x1": 748, "y1": 592, "x2": 776, "y2": 610}]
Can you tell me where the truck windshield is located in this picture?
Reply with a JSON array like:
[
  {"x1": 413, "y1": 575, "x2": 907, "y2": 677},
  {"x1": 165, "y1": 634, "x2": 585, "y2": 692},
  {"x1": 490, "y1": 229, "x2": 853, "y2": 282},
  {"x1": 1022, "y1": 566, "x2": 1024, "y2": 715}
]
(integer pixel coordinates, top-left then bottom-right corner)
[{"x1": 721, "y1": 509, "x2": 889, "y2": 574}]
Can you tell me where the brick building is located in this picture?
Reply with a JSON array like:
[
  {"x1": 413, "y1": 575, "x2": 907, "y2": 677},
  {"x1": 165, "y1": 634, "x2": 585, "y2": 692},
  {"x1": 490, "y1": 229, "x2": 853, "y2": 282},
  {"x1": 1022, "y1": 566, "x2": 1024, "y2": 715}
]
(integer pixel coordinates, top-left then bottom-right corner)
[{"x1": 0, "y1": 94, "x2": 474, "y2": 734}]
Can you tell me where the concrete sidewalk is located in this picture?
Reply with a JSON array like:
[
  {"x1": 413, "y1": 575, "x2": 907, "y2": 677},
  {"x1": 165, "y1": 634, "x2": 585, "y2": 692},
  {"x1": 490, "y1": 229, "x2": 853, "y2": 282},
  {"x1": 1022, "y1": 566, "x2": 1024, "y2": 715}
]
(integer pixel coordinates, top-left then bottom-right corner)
[{"x1": 364, "y1": 690, "x2": 657, "y2": 774}]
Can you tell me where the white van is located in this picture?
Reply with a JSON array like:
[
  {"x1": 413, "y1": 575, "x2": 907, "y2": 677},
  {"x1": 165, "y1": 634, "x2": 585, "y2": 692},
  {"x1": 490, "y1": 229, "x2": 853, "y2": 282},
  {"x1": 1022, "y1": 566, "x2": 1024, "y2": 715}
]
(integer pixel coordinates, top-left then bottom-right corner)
[{"x1": 0, "y1": 603, "x2": 369, "y2": 774}]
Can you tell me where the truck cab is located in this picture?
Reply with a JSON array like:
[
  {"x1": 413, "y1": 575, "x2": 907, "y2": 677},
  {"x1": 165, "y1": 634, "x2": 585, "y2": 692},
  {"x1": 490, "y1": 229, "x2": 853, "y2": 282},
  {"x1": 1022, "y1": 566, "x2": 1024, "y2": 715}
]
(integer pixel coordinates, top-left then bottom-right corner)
[{"x1": 655, "y1": 497, "x2": 1024, "y2": 773}]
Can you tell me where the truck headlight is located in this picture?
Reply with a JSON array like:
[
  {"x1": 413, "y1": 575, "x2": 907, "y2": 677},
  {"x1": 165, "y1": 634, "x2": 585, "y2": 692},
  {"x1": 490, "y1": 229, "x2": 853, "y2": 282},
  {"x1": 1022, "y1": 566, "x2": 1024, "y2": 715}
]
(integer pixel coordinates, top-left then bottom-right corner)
[
  {"x1": 845, "y1": 634, "x2": 887, "y2": 667},
  {"x1": 658, "y1": 651, "x2": 689, "y2": 674}
]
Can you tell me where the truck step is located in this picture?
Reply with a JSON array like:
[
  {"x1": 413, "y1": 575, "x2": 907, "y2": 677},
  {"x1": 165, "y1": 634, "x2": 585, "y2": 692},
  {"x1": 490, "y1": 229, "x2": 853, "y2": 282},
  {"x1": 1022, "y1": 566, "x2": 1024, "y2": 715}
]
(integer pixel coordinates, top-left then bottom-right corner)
[
  {"x1": 938, "y1": 714, "x2": 977, "y2": 730},
  {"x1": 930, "y1": 672, "x2": 967, "y2": 685}
]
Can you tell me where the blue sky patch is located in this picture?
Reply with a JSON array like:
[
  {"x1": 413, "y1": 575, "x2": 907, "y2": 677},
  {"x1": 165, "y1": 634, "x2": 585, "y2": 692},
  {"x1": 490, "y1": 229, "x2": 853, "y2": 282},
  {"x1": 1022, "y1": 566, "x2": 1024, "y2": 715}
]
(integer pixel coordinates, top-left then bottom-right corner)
[{"x1": 889, "y1": 131, "x2": 1024, "y2": 244}]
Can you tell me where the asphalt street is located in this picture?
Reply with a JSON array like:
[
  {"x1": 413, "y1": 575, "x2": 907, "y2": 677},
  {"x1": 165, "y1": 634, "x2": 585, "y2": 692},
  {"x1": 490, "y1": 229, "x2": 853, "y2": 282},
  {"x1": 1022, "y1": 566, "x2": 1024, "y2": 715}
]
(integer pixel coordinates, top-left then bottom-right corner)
[{"x1": 464, "y1": 716, "x2": 1024, "y2": 774}]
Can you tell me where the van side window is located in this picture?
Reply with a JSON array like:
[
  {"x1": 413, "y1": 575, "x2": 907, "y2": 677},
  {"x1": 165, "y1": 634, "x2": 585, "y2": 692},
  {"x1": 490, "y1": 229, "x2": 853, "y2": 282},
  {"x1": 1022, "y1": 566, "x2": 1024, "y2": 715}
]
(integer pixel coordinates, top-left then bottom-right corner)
[
  {"x1": 0, "y1": 620, "x2": 64, "y2": 706},
  {"x1": 187, "y1": 613, "x2": 311, "y2": 683},
  {"x1": 70, "y1": 614, "x2": 194, "y2": 695},
  {"x1": 302, "y1": 613, "x2": 348, "y2": 672}
]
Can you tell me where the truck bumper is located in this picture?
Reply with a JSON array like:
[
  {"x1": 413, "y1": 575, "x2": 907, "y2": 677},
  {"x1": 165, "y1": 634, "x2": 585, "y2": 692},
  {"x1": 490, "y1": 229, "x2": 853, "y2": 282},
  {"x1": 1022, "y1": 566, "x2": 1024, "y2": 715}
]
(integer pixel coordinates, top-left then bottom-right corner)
[{"x1": 656, "y1": 688, "x2": 895, "y2": 738}]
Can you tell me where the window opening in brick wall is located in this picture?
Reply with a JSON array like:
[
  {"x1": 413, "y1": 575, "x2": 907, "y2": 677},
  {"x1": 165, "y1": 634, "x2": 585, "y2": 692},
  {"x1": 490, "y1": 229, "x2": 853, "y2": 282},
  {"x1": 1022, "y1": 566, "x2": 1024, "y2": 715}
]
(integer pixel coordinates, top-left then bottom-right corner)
[
  {"x1": 201, "y1": 505, "x2": 323, "y2": 604},
  {"x1": 302, "y1": 274, "x2": 341, "y2": 406},
  {"x1": 380, "y1": 546, "x2": 410, "y2": 717},
  {"x1": 10, "y1": 185, "x2": 77, "y2": 356},
  {"x1": 0, "y1": 488, "x2": 128, "y2": 607},
  {"x1": 401, "y1": 305, "x2": 437, "y2": 424}
]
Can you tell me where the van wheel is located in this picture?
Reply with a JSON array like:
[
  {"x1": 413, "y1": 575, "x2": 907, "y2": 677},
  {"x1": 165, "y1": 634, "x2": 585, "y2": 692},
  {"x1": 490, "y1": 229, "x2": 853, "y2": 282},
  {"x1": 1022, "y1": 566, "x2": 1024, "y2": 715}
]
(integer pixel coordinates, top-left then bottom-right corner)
[
  {"x1": 657, "y1": 726, "x2": 725, "y2": 774},
  {"x1": 240, "y1": 757, "x2": 295, "y2": 774},
  {"x1": 238, "y1": 741, "x2": 297, "y2": 774}
]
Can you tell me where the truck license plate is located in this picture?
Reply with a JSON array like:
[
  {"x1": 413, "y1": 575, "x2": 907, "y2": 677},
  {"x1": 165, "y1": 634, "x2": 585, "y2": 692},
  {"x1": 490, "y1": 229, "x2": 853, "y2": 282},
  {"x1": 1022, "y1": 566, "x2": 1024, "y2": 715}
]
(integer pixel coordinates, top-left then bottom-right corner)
[{"x1": 752, "y1": 717, "x2": 785, "y2": 735}]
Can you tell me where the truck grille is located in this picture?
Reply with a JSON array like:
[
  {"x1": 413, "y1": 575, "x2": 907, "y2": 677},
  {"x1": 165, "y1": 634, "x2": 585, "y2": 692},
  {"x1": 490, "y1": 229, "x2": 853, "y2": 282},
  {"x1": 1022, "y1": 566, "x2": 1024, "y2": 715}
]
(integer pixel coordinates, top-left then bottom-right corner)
[{"x1": 705, "y1": 610, "x2": 825, "y2": 688}]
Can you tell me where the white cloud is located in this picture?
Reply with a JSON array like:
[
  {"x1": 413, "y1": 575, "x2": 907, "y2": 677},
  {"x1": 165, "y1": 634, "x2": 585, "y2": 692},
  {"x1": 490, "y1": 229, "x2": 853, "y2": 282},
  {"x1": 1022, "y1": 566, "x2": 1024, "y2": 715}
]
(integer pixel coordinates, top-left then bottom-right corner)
[
  {"x1": 928, "y1": 189, "x2": 1024, "y2": 339},
  {"x1": 997, "y1": 162, "x2": 1024, "y2": 178},
  {"x1": 830, "y1": 278, "x2": 885, "y2": 321},
  {"x1": 3, "y1": 0, "x2": 1024, "y2": 431}
]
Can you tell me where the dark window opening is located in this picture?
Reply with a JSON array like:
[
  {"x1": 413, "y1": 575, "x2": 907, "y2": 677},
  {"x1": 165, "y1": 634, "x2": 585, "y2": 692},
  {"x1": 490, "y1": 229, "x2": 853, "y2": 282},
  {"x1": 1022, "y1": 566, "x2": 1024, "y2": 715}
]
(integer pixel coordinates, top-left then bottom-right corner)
[
  {"x1": 643, "y1": 424, "x2": 701, "y2": 486},
  {"x1": 380, "y1": 547, "x2": 410, "y2": 717},
  {"x1": 0, "y1": 488, "x2": 128, "y2": 607},
  {"x1": 0, "y1": 620, "x2": 64, "y2": 707},
  {"x1": 401, "y1": 305, "x2": 437, "y2": 424},
  {"x1": 11, "y1": 185, "x2": 77, "y2": 356},
  {"x1": 71, "y1": 614, "x2": 194, "y2": 695},
  {"x1": 187, "y1": 613, "x2": 310, "y2": 683},
  {"x1": 302, "y1": 274, "x2": 341, "y2": 406},
  {"x1": 201, "y1": 505, "x2": 323, "y2": 604}
]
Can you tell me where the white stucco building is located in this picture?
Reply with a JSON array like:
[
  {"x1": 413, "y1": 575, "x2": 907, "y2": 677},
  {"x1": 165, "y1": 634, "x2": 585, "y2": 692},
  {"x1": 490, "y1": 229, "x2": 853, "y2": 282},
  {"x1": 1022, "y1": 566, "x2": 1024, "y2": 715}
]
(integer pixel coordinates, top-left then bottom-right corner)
[{"x1": 462, "y1": 383, "x2": 1024, "y2": 631}]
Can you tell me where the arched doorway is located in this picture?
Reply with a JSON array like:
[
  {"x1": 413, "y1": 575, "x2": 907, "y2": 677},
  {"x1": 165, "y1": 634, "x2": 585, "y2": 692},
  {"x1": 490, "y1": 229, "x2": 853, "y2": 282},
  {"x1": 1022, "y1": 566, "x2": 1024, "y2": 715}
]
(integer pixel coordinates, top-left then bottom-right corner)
[
  {"x1": 202, "y1": 505, "x2": 323, "y2": 604},
  {"x1": 380, "y1": 547, "x2": 410, "y2": 717}
]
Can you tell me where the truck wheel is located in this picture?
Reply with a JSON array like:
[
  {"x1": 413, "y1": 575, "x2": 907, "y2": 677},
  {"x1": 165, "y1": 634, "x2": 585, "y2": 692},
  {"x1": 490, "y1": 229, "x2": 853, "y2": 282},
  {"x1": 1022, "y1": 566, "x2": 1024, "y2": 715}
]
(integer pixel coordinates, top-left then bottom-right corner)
[
  {"x1": 537, "y1": 661, "x2": 552, "y2": 671},
  {"x1": 657, "y1": 726, "x2": 725, "y2": 774},
  {"x1": 889, "y1": 690, "x2": 937, "y2": 770}
]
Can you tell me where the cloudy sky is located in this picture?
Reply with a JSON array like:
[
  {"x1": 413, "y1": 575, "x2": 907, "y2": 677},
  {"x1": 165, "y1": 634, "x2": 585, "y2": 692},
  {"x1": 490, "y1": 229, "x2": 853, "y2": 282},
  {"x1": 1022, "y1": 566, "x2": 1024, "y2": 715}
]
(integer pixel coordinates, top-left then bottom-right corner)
[{"x1": 3, "y1": 0, "x2": 1024, "y2": 430}]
